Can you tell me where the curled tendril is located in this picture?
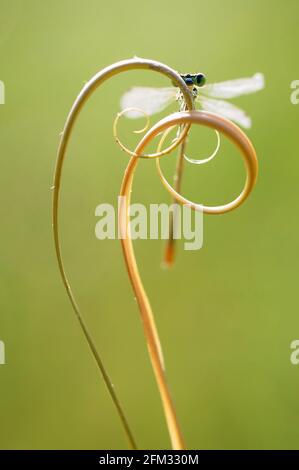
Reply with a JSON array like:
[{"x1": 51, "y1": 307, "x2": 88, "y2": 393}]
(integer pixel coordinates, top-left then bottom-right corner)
[
  {"x1": 183, "y1": 130, "x2": 221, "y2": 165},
  {"x1": 113, "y1": 107, "x2": 187, "y2": 159},
  {"x1": 144, "y1": 110, "x2": 258, "y2": 215},
  {"x1": 115, "y1": 107, "x2": 150, "y2": 137}
]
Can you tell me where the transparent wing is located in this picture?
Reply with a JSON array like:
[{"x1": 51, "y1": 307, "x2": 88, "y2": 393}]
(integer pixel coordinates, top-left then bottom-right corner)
[
  {"x1": 200, "y1": 73, "x2": 265, "y2": 99},
  {"x1": 198, "y1": 96, "x2": 252, "y2": 129},
  {"x1": 120, "y1": 87, "x2": 177, "y2": 118}
]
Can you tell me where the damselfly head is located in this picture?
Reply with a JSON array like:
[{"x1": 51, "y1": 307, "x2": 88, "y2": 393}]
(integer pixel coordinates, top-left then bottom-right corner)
[{"x1": 180, "y1": 73, "x2": 206, "y2": 87}]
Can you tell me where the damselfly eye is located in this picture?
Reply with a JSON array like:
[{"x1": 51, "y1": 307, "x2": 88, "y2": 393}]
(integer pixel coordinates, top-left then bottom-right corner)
[
  {"x1": 181, "y1": 74, "x2": 194, "y2": 86},
  {"x1": 196, "y1": 73, "x2": 206, "y2": 86},
  {"x1": 185, "y1": 78, "x2": 194, "y2": 86}
]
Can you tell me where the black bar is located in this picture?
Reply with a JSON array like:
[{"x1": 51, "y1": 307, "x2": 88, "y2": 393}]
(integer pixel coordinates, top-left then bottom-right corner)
[{"x1": 0, "y1": 450, "x2": 298, "y2": 467}]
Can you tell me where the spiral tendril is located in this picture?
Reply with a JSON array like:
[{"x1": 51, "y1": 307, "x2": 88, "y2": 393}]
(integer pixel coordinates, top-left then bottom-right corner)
[
  {"x1": 184, "y1": 130, "x2": 221, "y2": 165},
  {"x1": 113, "y1": 107, "x2": 188, "y2": 159}
]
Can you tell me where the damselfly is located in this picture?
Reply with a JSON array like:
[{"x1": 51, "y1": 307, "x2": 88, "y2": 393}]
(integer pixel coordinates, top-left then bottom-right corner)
[{"x1": 120, "y1": 72, "x2": 264, "y2": 129}]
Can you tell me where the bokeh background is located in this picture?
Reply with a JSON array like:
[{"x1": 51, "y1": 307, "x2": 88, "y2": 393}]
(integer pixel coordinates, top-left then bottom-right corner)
[{"x1": 0, "y1": 0, "x2": 299, "y2": 450}]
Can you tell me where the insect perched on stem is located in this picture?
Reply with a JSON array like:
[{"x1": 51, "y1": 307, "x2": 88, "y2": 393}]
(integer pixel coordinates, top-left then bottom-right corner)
[
  {"x1": 120, "y1": 71, "x2": 264, "y2": 266},
  {"x1": 121, "y1": 71, "x2": 264, "y2": 129}
]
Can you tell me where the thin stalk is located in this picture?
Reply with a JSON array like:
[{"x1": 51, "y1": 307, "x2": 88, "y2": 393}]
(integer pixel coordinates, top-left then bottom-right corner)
[
  {"x1": 163, "y1": 136, "x2": 186, "y2": 267},
  {"x1": 119, "y1": 159, "x2": 186, "y2": 450},
  {"x1": 52, "y1": 58, "x2": 193, "y2": 449},
  {"x1": 119, "y1": 109, "x2": 258, "y2": 449},
  {"x1": 163, "y1": 103, "x2": 189, "y2": 268}
]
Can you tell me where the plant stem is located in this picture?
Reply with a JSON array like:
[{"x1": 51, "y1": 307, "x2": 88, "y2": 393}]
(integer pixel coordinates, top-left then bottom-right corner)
[
  {"x1": 163, "y1": 101, "x2": 191, "y2": 268},
  {"x1": 119, "y1": 109, "x2": 258, "y2": 449},
  {"x1": 52, "y1": 58, "x2": 193, "y2": 449},
  {"x1": 119, "y1": 162, "x2": 186, "y2": 450},
  {"x1": 163, "y1": 137, "x2": 186, "y2": 267}
]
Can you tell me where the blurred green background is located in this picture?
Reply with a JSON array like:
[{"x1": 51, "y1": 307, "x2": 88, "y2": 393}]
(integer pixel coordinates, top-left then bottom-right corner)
[{"x1": 0, "y1": 0, "x2": 299, "y2": 450}]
